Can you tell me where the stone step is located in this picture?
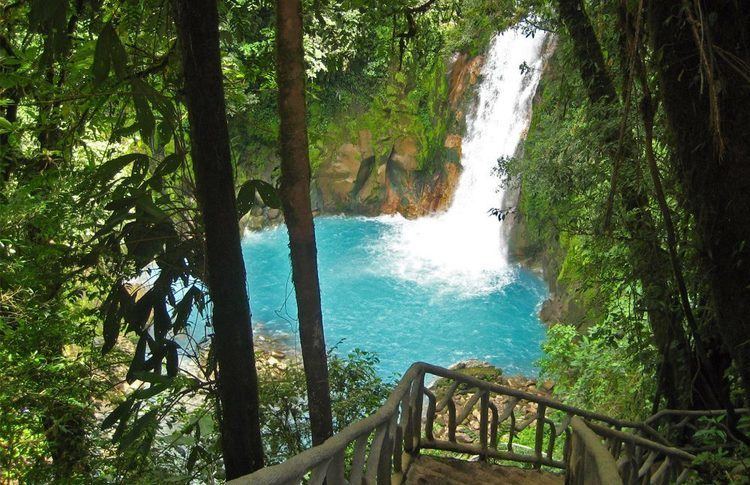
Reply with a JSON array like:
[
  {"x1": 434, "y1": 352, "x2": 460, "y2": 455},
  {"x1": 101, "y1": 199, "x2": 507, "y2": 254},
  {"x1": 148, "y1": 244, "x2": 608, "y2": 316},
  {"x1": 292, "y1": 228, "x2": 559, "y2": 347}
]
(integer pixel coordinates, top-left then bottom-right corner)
[{"x1": 404, "y1": 455, "x2": 565, "y2": 485}]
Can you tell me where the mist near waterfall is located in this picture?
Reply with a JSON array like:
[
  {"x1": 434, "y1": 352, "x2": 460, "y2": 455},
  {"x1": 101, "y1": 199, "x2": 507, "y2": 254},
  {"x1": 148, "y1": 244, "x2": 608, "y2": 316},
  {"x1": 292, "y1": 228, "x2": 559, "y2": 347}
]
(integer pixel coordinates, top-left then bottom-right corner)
[{"x1": 376, "y1": 30, "x2": 548, "y2": 297}]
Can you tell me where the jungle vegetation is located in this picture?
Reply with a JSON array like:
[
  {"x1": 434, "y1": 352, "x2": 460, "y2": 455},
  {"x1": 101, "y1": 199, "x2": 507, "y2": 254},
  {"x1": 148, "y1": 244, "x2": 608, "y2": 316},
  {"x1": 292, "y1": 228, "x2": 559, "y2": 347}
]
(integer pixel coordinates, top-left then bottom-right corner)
[{"x1": 1, "y1": 0, "x2": 749, "y2": 482}]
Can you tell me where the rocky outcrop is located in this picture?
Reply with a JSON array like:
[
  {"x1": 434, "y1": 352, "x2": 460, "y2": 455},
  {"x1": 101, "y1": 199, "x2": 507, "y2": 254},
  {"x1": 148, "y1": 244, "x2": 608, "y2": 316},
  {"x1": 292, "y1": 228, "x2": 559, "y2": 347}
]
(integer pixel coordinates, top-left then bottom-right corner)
[
  {"x1": 313, "y1": 131, "x2": 464, "y2": 218},
  {"x1": 312, "y1": 53, "x2": 485, "y2": 219},
  {"x1": 503, "y1": 37, "x2": 587, "y2": 328},
  {"x1": 317, "y1": 142, "x2": 362, "y2": 208},
  {"x1": 448, "y1": 53, "x2": 484, "y2": 112},
  {"x1": 430, "y1": 361, "x2": 555, "y2": 445}
]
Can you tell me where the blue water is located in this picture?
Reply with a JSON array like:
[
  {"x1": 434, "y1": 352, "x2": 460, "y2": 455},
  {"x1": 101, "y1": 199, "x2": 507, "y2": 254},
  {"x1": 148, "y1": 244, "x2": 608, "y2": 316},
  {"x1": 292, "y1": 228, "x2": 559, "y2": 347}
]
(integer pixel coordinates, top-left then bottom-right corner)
[{"x1": 241, "y1": 216, "x2": 548, "y2": 379}]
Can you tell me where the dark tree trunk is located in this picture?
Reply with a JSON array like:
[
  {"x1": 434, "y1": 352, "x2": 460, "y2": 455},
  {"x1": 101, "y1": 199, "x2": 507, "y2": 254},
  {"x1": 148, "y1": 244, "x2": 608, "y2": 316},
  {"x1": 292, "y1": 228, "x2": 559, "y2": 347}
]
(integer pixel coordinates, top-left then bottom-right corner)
[
  {"x1": 557, "y1": 0, "x2": 726, "y2": 409},
  {"x1": 275, "y1": 0, "x2": 334, "y2": 446},
  {"x1": 557, "y1": 0, "x2": 617, "y2": 104},
  {"x1": 173, "y1": 0, "x2": 264, "y2": 478},
  {"x1": 648, "y1": 0, "x2": 750, "y2": 404}
]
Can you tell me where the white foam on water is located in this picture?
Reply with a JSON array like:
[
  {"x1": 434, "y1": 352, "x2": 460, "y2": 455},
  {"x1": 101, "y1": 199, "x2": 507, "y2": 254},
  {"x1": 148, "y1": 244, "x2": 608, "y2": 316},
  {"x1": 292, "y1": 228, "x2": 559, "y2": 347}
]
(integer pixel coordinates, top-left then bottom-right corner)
[{"x1": 376, "y1": 29, "x2": 548, "y2": 297}]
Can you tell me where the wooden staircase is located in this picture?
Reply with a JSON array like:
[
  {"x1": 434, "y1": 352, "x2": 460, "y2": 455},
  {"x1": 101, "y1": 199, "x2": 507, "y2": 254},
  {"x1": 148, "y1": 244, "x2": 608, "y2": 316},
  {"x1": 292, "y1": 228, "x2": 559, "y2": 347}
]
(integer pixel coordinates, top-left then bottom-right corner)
[
  {"x1": 404, "y1": 455, "x2": 563, "y2": 485},
  {"x1": 229, "y1": 362, "x2": 748, "y2": 485}
]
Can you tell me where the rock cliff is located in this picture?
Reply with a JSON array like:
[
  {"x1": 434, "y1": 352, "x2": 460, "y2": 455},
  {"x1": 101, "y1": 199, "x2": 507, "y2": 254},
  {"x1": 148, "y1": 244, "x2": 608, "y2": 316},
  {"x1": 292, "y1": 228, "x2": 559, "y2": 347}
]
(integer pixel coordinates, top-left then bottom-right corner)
[{"x1": 311, "y1": 53, "x2": 485, "y2": 218}]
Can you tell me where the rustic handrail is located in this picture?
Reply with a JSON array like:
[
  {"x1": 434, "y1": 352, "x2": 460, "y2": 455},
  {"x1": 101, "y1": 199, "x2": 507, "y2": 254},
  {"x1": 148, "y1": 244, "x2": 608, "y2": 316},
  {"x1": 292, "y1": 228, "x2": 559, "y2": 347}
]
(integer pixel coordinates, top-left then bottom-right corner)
[
  {"x1": 228, "y1": 365, "x2": 423, "y2": 484},
  {"x1": 229, "y1": 361, "x2": 732, "y2": 485},
  {"x1": 585, "y1": 420, "x2": 695, "y2": 462},
  {"x1": 567, "y1": 416, "x2": 623, "y2": 485},
  {"x1": 645, "y1": 408, "x2": 750, "y2": 425},
  {"x1": 419, "y1": 363, "x2": 645, "y2": 430}
]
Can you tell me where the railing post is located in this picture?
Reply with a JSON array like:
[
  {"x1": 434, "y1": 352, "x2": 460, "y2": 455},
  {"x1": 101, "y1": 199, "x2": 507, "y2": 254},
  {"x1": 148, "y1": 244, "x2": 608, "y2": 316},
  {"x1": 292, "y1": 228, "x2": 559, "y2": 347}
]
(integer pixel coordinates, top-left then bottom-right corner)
[
  {"x1": 479, "y1": 391, "x2": 490, "y2": 461},
  {"x1": 377, "y1": 415, "x2": 397, "y2": 485},
  {"x1": 534, "y1": 404, "x2": 547, "y2": 469},
  {"x1": 397, "y1": 372, "x2": 423, "y2": 481},
  {"x1": 411, "y1": 371, "x2": 425, "y2": 453}
]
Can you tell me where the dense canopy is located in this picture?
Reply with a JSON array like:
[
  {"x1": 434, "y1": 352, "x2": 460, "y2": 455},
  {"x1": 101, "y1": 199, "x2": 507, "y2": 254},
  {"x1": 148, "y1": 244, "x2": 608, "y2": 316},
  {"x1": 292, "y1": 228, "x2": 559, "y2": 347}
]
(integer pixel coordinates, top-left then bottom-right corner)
[{"x1": 1, "y1": 0, "x2": 749, "y2": 482}]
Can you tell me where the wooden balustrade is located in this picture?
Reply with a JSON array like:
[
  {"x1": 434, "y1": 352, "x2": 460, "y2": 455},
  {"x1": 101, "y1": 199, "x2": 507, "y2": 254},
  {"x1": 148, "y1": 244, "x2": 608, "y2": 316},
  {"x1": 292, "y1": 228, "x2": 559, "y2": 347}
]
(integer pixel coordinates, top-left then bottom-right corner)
[
  {"x1": 229, "y1": 362, "x2": 743, "y2": 485},
  {"x1": 566, "y1": 417, "x2": 623, "y2": 485}
]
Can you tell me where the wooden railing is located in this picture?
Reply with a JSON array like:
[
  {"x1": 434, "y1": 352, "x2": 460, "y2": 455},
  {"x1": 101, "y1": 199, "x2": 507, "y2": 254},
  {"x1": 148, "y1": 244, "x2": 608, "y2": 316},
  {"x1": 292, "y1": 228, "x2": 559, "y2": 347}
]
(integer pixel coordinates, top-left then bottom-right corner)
[
  {"x1": 228, "y1": 362, "x2": 737, "y2": 485},
  {"x1": 566, "y1": 417, "x2": 623, "y2": 485},
  {"x1": 584, "y1": 419, "x2": 695, "y2": 484},
  {"x1": 645, "y1": 408, "x2": 750, "y2": 454},
  {"x1": 229, "y1": 364, "x2": 425, "y2": 485}
]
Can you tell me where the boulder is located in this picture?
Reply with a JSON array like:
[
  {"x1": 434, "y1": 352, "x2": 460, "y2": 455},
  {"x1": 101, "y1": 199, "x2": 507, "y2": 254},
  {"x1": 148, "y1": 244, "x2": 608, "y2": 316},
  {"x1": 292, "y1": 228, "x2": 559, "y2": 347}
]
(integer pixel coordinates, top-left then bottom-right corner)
[
  {"x1": 357, "y1": 163, "x2": 386, "y2": 205},
  {"x1": 390, "y1": 137, "x2": 419, "y2": 172},
  {"x1": 444, "y1": 133, "x2": 462, "y2": 151},
  {"x1": 317, "y1": 143, "x2": 362, "y2": 207}
]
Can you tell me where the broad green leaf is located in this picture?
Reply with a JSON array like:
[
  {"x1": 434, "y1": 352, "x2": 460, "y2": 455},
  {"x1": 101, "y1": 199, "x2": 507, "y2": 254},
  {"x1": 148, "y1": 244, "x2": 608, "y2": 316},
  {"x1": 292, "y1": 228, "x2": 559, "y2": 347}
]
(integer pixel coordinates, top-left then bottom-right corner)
[
  {"x1": 152, "y1": 153, "x2": 182, "y2": 180},
  {"x1": 153, "y1": 300, "x2": 170, "y2": 338},
  {"x1": 129, "y1": 371, "x2": 173, "y2": 385},
  {"x1": 165, "y1": 341, "x2": 179, "y2": 377},
  {"x1": 131, "y1": 382, "x2": 170, "y2": 400},
  {"x1": 101, "y1": 399, "x2": 134, "y2": 431},
  {"x1": 132, "y1": 85, "x2": 155, "y2": 144},
  {"x1": 126, "y1": 334, "x2": 149, "y2": 384},
  {"x1": 101, "y1": 290, "x2": 121, "y2": 354},
  {"x1": 110, "y1": 29, "x2": 129, "y2": 79},
  {"x1": 93, "y1": 23, "x2": 116, "y2": 85},
  {"x1": 187, "y1": 445, "x2": 200, "y2": 472},
  {"x1": 0, "y1": 116, "x2": 13, "y2": 133},
  {"x1": 237, "y1": 179, "x2": 281, "y2": 216},
  {"x1": 97, "y1": 153, "x2": 150, "y2": 182},
  {"x1": 132, "y1": 78, "x2": 176, "y2": 126},
  {"x1": 117, "y1": 408, "x2": 158, "y2": 451},
  {"x1": 173, "y1": 286, "x2": 200, "y2": 333},
  {"x1": 236, "y1": 180, "x2": 258, "y2": 217},
  {"x1": 134, "y1": 195, "x2": 169, "y2": 222},
  {"x1": 255, "y1": 179, "x2": 282, "y2": 209}
]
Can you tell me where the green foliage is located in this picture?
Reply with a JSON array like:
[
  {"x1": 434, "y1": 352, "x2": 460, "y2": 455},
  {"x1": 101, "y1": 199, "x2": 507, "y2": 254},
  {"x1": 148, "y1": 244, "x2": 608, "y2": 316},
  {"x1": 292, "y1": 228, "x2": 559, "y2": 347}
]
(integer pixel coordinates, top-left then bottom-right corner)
[
  {"x1": 687, "y1": 416, "x2": 750, "y2": 484},
  {"x1": 513, "y1": 33, "x2": 662, "y2": 421},
  {"x1": 236, "y1": 178, "x2": 282, "y2": 216},
  {"x1": 539, "y1": 324, "x2": 655, "y2": 420},
  {"x1": 260, "y1": 349, "x2": 392, "y2": 465},
  {"x1": 0, "y1": 167, "x2": 113, "y2": 481},
  {"x1": 446, "y1": 0, "x2": 550, "y2": 54},
  {"x1": 96, "y1": 349, "x2": 392, "y2": 483}
]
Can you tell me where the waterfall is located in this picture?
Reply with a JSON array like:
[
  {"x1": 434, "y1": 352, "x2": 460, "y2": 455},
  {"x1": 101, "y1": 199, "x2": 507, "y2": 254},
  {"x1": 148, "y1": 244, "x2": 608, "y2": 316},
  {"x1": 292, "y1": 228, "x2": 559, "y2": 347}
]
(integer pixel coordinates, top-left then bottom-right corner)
[{"x1": 378, "y1": 29, "x2": 548, "y2": 297}]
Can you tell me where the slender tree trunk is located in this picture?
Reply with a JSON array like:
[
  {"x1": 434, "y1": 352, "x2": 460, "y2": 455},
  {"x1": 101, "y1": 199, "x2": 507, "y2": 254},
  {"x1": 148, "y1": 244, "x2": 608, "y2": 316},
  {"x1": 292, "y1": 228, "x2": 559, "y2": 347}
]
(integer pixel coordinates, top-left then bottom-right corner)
[
  {"x1": 648, "y1": 0, "x2": 750, "y2": 404},
  {"x1": 173, "y1": 0, "x2": 264, "y2": 477},
  {"x1": 275, "y1": 0, "x2": 334, "y2": 446},
  {"x1": 557, "y1": 0, "x2": 725, "y2": 409}
]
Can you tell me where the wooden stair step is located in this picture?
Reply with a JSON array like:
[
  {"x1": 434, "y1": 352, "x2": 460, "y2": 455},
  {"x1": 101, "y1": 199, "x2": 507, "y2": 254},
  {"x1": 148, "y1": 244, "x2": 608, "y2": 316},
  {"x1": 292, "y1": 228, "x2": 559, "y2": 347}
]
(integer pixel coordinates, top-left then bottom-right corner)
[{"x1": 404, "y1": 455, "x2": 564, "y2": 485}]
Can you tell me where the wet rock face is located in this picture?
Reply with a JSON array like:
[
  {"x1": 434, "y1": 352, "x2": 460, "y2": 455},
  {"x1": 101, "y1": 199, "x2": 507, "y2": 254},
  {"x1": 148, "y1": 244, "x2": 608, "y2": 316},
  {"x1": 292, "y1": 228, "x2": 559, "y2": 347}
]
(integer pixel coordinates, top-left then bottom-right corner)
[
  {"x1": 312, "y1": 52, "x2": 483, "y2": 219},
  {"x1": 448, "y1": 53, "x2": 485, "y2": 112},
  {"x1": 317, "y1": 142, "x2": 362, "y2": 208},
  {"x1": 313, "y1": 131, "x2": 462, "y2": 218},
  {"x1": 390, "y1": 137, "x2": 419, "y2": 172}
]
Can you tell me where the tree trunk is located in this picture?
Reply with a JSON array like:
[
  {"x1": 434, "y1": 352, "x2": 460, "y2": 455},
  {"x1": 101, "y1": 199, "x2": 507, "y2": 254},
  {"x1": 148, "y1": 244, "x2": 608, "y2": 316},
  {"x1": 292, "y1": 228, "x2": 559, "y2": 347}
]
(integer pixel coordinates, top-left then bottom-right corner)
[
  {"x1": 173, "y1": 0, "x2": 264, "y2": 478},
  {"x1": 557, "y1": 0, "x2": 618, "y2": 104},
  {"x1": 275, "y1": 0, "x2": 334, "y2": 446},
  {"x1": 557, "y1": 0, "x2": 725, "y2": 409},
  {"x1": 648, "y1": 0, "x2": 750, "y2": 404}
]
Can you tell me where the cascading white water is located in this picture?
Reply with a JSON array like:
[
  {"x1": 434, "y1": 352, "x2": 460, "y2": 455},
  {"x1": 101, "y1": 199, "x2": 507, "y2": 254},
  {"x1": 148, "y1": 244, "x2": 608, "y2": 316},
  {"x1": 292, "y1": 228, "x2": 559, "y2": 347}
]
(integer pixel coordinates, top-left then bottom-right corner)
[{"x1": 378, "y1": 29, "x2": 548, "y2": 297}]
